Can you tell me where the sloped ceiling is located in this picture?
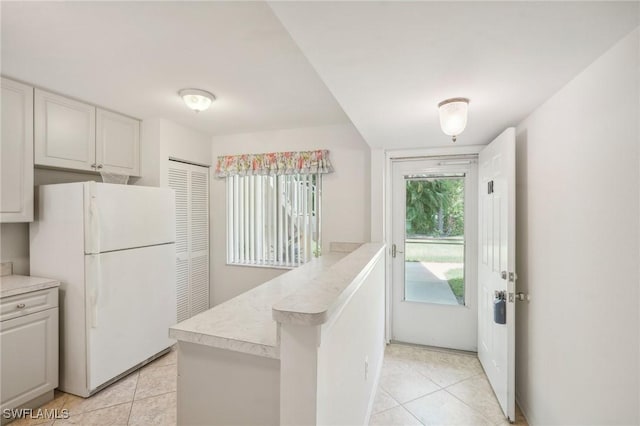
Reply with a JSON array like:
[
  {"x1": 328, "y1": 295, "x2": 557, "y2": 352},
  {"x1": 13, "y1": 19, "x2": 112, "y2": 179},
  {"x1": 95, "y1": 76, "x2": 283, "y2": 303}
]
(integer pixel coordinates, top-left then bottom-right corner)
[
  {"x1": 270, "y1": 1, "x2": 640, "y2": 148},
  {"x1": 1, "y1": 1, "x2": 350, "y2": 136},
  {"x1": 2, "y1": 2, "x2": 638, "y2": 148}
]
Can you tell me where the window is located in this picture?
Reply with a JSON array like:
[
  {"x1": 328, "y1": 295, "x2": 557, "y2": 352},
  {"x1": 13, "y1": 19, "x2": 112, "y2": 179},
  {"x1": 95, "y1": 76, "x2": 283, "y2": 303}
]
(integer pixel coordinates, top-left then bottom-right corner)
[
  {"x1": 404, "y1": 174, "x2": 466, "y2": 305},
  {"x1": 226, "y1": 173, "x2": 321, "y2": 268}
]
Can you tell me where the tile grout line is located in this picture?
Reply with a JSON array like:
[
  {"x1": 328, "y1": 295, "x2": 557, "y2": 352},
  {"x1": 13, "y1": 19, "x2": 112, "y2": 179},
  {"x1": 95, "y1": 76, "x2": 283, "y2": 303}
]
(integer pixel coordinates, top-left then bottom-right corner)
[
  {"x1": 440, "y1": 371, "x2": 485, "y2": 390},
  {"x1": 388, "y1": 386, "x2": 442, "y2": 407},
  {"x1": 388, "y1": 353, "x2": 484, "y2": 389},
  {"x1": 61, "y1": 401, "x2": 133, "y2": 424},
  {"x1": 21, "y1": 353, "x2": 177, "y2": 425},
  {"x1": 370, "y1": 402, "x2": 426, "y2": 425},
  {"x1": 372, "y1": 387, "x2": 402, "y2": 415},
  {"x1": 54, "y1": 387, "x2": 177, "y2": 422},
  {"x1": 443, "y1": 373, "x2": 508, "y2": 425},
  {"x1": 140, "y1": 360, "x2": 177, "y2": 373},
  {"x1": 133, "y1": 390, "x2": 176, "y2": 404},
  {"x1": 376, "y1": 347, "x2": 509, "y2": 426},
  {"x1": 127, "y1": 372, "x2": 140, "y2": 425},
  {"x1": 442, "y1": 387, "x2": 503, "y2": 425}
]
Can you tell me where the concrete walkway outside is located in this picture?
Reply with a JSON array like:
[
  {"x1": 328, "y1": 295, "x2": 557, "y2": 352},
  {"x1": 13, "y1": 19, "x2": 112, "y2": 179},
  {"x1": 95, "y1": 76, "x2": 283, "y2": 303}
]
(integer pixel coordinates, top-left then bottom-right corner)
[{"x1": 405, "y1": 262, "x2": 459, "y2": 305}]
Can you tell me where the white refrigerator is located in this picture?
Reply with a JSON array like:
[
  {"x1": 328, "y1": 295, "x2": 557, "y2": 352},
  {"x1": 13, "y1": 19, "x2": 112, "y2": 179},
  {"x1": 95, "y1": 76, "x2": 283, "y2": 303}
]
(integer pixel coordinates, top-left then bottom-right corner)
[{"x1": 30, "y1": 182, "x2": 177, "y2": 397}]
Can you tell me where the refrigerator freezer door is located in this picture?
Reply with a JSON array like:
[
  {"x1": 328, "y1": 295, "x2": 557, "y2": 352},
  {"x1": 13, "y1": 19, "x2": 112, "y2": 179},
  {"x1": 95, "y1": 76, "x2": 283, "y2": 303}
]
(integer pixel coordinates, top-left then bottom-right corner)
[
  {"x1": 85, "y1": 243, "x2": 177, "y2": 392},
  {"x1": 84, "y1": 182, "x2": 176, "y2": 254}
]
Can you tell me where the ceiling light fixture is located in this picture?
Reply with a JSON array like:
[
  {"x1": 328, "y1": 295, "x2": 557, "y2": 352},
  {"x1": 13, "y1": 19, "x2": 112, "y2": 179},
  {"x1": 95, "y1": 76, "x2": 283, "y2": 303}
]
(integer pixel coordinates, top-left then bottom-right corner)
[
  {"x1": 179, "y1": 88, "x2": 215, "y2": 112},
  {"x1": 438, "y1": 98, "x2": 469, "y2": 142}
]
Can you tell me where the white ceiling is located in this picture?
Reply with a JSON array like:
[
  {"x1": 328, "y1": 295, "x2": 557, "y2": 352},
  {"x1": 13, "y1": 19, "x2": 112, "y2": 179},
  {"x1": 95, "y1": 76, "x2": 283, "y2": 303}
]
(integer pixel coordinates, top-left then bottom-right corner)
[
  {"x1": 2, "y1": 2, "x2": 638, "y2": 149},
  {"x1": 0, "y1": 1, "x2": 350, "y2": 136},
  {"x1": 269, "y1": 1, "x2": 640, "y2": 149}
]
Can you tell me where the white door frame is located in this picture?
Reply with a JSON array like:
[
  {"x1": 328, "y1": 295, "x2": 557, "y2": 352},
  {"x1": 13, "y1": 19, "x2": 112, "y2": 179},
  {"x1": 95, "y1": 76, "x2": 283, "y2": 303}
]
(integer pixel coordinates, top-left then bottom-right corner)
[
  {"x1": 390, "y1": 157, "x2": 479, "y2": 350},
  {"x1": 383, "y1": 145, "x2": 484, "y2": 343}
]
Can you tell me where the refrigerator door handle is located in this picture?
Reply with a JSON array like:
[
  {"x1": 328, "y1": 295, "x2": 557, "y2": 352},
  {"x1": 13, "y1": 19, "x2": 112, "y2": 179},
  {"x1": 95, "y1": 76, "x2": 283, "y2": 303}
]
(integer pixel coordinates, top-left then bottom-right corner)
[
  {"x1": 87, "y1": 255, "x2": 101, "y2": 328},
  {"x1": 85, "y1": 182, "x2": 101, "y2": 254}
]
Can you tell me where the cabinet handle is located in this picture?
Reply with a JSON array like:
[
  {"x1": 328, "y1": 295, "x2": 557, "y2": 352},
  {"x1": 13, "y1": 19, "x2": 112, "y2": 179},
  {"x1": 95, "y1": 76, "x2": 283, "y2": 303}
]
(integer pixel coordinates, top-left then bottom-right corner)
[
  {"x1": 96, "y1": 164, "x2": 103, "y2": 170},
  {"x1": 16, "y1": 303, "x2": 26, "y2": 309},
  {"x1": 91, "y1": 163, "x2": 97, "y2": 169}
]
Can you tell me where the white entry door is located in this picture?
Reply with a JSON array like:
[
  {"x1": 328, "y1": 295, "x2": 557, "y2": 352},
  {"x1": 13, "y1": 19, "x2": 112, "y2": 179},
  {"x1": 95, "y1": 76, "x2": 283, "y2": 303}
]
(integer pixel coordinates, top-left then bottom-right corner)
[
  {"x1": 477, "y1": 128, "x2": 516, "y2": 421},
  {"x1": 391, "y1": 157, "x2": 478, "y2": 351}
]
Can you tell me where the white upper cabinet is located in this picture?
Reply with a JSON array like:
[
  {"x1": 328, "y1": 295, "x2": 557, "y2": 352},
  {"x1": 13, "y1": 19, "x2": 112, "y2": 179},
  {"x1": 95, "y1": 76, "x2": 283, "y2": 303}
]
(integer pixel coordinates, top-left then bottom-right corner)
[
  {"x1": 34, "y1": 89, "x2": 140, "y2": 177},
  {"x1": 1, "y1": 78, "x2": 34, "y2": 222},
  {"x1": 96, "y1": 109, "x2": 140, "y2": 176},
  {"x1": 35, "y1": 89, "x2": 96, "y2": 172}
]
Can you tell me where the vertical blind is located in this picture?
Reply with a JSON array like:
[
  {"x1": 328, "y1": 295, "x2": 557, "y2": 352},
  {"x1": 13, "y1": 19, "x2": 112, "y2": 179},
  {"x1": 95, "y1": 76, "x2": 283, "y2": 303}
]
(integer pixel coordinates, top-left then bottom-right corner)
[{"x1": 226, "y1": 174, "x2": 320, "y2": 268}]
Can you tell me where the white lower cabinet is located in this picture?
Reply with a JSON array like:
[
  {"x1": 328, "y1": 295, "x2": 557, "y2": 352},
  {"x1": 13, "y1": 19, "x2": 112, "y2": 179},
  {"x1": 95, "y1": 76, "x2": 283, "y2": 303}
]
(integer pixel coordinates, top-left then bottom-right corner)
[{"x1": 0, "y1": 288, "x2": 59, "y2": 414}]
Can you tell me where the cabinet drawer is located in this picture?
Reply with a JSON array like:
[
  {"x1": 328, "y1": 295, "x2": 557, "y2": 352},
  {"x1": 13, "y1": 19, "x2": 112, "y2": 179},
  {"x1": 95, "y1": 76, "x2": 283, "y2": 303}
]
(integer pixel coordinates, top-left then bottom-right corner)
[{"x1": 1, "y1": 288, "x2": 58, "y2": 322}]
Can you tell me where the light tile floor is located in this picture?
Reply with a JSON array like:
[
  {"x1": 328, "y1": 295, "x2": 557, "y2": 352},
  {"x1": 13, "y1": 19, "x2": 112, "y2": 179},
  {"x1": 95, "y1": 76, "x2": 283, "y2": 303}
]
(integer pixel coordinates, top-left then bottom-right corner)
[
  {"x1": 9, "y1": 347, "x2": 177, "y2": 426},
  {"x1": 11, "y1": 343, "x2": 528, "y2": 426},
  {"x1": 370, "y1": 344, "x2": 528, "y2": 426}
]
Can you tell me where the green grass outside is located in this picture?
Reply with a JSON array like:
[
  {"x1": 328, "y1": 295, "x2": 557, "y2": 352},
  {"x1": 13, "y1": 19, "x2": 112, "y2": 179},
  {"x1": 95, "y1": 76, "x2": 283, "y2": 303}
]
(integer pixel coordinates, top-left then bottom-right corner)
[
  {"x1": 445, "y1": 268, "x2": 464, "y2": 304},
  {"x1": 405, "y1": 242, "x2": 464, "y2": 263}
]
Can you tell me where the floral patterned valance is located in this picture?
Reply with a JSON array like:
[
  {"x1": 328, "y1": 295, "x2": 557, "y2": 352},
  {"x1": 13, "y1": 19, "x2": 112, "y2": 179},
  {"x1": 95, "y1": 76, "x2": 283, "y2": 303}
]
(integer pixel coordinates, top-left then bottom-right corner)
[{"x1": 215, "y1": 150, "x2": 333, "y2": 178}]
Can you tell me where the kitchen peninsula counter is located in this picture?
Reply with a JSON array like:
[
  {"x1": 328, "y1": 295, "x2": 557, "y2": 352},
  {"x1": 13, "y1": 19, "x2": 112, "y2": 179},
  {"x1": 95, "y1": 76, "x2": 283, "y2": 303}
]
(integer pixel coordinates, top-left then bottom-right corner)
[
  {"x1": 169, "y1": 242, "x2": 385, "y2": 426},
  {"x1": 169, "y1": 251, "x2": 348, "y2": 359}
]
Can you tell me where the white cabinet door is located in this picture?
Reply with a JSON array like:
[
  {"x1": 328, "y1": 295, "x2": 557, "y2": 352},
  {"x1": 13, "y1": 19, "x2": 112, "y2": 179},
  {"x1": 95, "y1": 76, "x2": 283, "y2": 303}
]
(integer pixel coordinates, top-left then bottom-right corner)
[
  {"x1": 34, "y1": 89, "x2": 96, "y2": 172},
  {"x1": 0, "y1": 308, "x2": 59, "y2": 410},
  {"x1": 1, "y1": 78, "x2": 34, "y2": 222},
  {"x1": 96, "y1": 108, "x2": 140, "y2": 176}
]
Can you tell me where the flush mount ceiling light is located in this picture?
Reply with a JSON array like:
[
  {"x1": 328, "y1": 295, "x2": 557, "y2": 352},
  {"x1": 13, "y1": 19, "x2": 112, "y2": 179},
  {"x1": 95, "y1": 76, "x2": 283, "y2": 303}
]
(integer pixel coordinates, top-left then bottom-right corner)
[
  {"x1": 179, "y1": 88, "x2": 215, "y2": 112},
  {"x1": 438, "y1": 97, "x2": 469, "y2": 142}
]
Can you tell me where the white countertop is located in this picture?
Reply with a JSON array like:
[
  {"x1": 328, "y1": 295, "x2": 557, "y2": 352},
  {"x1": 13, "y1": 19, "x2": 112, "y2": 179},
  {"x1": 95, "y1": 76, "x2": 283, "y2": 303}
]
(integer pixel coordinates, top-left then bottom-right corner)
[
  {"x1": 0, "y1": 275, "x2": 60, "y2": 298},
  {"x1": 272, "y1": 242, "x2": 385, "y2": 326},
  {"x1": 169, "y1": 252, "x2": 347, "y2": 359}
]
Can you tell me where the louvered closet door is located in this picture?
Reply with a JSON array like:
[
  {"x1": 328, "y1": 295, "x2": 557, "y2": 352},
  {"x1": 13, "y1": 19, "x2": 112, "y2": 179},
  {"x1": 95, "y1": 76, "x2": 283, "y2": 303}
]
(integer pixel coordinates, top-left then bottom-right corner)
[
  {"x1": 189, "y1": 169, "x2": 209, "y2": 316},
  {"x1": 168, "y1": 160, "x2": 210, "y2": 322}
]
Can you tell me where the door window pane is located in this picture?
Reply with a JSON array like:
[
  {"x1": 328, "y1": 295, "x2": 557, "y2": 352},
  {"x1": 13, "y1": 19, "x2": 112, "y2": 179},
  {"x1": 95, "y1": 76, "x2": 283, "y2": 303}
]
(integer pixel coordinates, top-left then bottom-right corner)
[{"x1": 405, "y1": 176, "x2": 465, "y2": 305}]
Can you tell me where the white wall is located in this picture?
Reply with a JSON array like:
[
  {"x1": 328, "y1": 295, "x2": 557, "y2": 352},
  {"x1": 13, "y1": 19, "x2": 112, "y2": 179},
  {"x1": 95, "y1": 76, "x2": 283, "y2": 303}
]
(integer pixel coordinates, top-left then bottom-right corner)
[
  {"x1": 278, "y1": 245, "x2": 386, "y2": 425},
  {"x1": 370, "y1": 148, "x2": 385, "y2": 242},
  {"x1": 138, "y1": 117, "x2": 212, "y2": 188},
  {"x1": 210, "y1": 123, "x2": 371, "y2": 305},
  {"x1": 515, "y1": 28, "x2": 639, "y2": 425},
  {"x1": 316, "y1": 256, "x2": 386, "y2": 425},
  {"x1": 0, "y1": 223, "x2": 29, "y2": 275}
]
